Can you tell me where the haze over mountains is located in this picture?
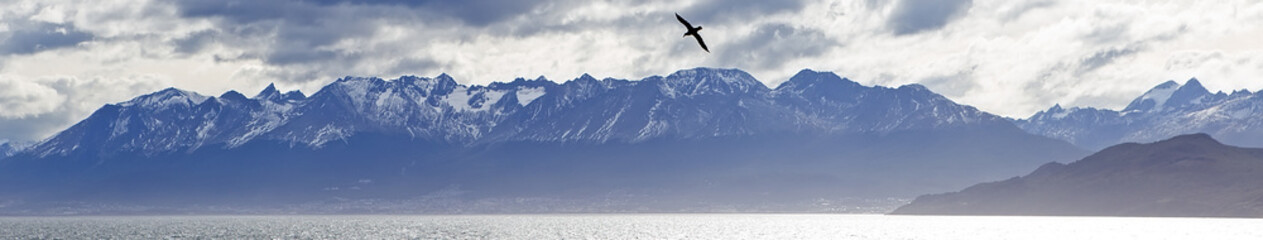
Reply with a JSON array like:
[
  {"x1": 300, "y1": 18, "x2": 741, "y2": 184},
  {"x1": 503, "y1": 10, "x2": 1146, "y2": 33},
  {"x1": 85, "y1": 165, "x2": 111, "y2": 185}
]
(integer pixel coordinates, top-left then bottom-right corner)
[
  {"x1": 901, "y1": 78, "x2": 1263, "y2": 217},
  {"x1": 1017, "y1": 79, "x2": 1263, "y2": 150},
  {"x1": 0, "y1": 68, "x2": 1086, "y2": 213},
  {"x1": 899, "y1": 77, "x2": 1263, "y2": 217},
  {"x1": 893, "y1": 133, "x2": 1263, "y2": 217}
]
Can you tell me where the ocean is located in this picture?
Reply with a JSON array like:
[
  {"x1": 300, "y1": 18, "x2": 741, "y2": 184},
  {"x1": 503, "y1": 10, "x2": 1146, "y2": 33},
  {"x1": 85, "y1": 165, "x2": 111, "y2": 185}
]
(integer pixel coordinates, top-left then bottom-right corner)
[{"x1": 2, "y1": 214, "x2": 1260, "y2": 239}]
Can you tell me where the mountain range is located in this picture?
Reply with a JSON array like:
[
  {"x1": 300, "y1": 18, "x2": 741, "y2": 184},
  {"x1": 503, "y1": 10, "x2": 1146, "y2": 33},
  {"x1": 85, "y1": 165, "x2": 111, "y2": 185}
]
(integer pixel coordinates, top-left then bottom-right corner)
[
  {"x1": 8, "y1": 67, "x2": 1261, "y2": 214},
  {"x1": 0, "y1": 68, "x2": 1087, "y2": 213},
  {"x1": 1017, "y1": 79, "x2": 1263, "y2": 150},
  {"x1": 892, "y1": 133, "x2": 1263, "y2": 217}
]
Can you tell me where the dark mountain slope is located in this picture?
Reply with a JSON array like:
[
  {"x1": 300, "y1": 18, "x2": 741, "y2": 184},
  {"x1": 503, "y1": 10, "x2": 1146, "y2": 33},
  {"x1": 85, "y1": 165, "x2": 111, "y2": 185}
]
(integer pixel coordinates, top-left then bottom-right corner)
[{"x1": 894, "y1": 133, "x2": 1263, "y2": 217}]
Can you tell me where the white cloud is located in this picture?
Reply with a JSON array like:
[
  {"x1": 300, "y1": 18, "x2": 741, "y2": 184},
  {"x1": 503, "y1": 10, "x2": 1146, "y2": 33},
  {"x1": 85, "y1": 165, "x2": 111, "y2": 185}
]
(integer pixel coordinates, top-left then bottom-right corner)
[
  {"x1": 0, "y1": 75, "x2": 167, "y2": 141},
  {"x1": 0, "y1": 76, "x2": 64, "y2": 118},
  {"x1": 2, "y1": 0, "x2": 1263, "y2": 141},
  {"x1": 807, "y1": 0, "x2": 1263, "y2": 116}
]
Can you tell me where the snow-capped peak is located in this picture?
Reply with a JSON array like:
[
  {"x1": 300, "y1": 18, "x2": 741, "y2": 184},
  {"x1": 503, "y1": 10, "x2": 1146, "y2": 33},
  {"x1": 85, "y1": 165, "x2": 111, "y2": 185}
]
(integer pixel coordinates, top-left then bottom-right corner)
[
  {"x1": 1162, "y1": 78, "x2": 1213, "y2": 107},
  {"x1": 1018, "y1": 77, "x2": 1263, "y2": 150},
  {"x1": 1039, "y1": 104, "x2": 1075, "y2": 119},
  {"x1": 1122, "y1": 79, "x2": 1217, "y2": 113},
  {"x1": 1123, "y1": 80, "x2": 1181, "y2": 112},
  {"x1": 661, "y1": 67, "x2": 769, "y2": 96},
  {"x1": 435, "y1": 73, "x2": 454, "y2": 82},
  {"x1": 255, "y1": 83, "x2": 281, "y2": 99},
  {"x1": 1049, "y1": 103, "x2": 1065, "y2": 112},
  {"x1": 430, "y1": 74, "x2": 460, "y2": 96},
  {"x1": 776, "y1": 69, "x2": 862, "y2": 91},
  {"x1": 119, "y1": 87, "x2": 209, "y2": 108},
  {"x1": 253, "y1": 83, "x2": 305, "y2": 102},
  {"x1": 281, "y1": 90, "x2": 306, "y2": 101},
  {"x1": 1229, "y1": 89, "x2": 1253, "y2": 98},
  {"x1": 217, "y1": 90, "x2": 249, "y2": 102}
]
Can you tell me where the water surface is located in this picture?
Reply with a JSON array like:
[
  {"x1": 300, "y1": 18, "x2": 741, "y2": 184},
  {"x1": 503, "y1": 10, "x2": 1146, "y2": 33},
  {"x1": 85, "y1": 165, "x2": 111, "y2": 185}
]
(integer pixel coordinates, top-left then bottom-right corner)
[{"x1": 2, "y1": 214, "x2": 1260, "y2": 239}]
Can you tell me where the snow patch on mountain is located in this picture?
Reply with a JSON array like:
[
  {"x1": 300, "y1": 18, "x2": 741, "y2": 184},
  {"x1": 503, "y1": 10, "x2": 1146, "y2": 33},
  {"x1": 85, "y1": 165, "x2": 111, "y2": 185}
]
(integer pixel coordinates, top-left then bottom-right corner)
[
  {"x1": 440, "y1": 86, "x2": 516, "y2": 112},
  {"x1": 17, "y1": 68, "x2": 1014, "y2": 158},
  {"x1": 516, "y1": 87, "x2": 546, "y2": 106},
  {"x1": 1019, "y1": 78, "x2": 1263, "y2": 150},
  {"x1": 120, "y1": 88, "x2": 209, "y2": 108},
  {"x1": 0, "y1": 141, "x2": 31, "y2": 158},
  {"x1": 1124, "y1": 80, "x2": 1179, "y2": 112}
]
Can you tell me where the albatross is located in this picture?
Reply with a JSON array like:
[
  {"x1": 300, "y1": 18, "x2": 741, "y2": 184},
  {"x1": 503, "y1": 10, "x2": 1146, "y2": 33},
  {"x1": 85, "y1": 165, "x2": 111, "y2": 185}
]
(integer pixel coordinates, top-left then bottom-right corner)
[{"x1": 675, "y1": 13, "x2": 709, "y2": 53}]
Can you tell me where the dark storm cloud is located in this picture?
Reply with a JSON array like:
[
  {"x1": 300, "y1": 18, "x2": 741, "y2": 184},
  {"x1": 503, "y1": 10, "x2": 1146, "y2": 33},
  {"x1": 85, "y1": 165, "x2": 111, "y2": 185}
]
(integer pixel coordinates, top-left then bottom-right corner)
[
  {"x1": 164, "y1": 0, "x2": 388, "y2": 70},
  {"x1": 0, "y1": 22, "x2": 94, "y2": 55},
  {"x1": 173, "y1": 0, "x2": 546, "y2": 27},
  {"x1": 1077, "y1": 46, "x2": 1140, "y2": 74},
  {"x1": 1025, "y1": 44, "x2": 1142, "y2": 88},
  {"x1": 887, "y1": 0, "x2": 973, "y2": 35},
  {"x1": 681, "y1": 0, "x2": 809, "y2": 24},
  {"x1": 174, "y1": 0, "x2": 306, "y2": 23},
  {"x1": 716, "y1": 23, "x2": 838, "y2": 69},
  {"x1": 158, "y1": 0, "x2": 574, "y2": 84},
  {"x1": 173, "y1": 30, "x2": 218, "y2": 54},
  {"x1": 501, "y1": 8, "x2": 654, "y2": 38},
  {"x1": 260, "y1": 16, "x2": 380, "y2": 65},
  {"x1": 313, "y1": 0, "x2": 547, "y2": 26}
]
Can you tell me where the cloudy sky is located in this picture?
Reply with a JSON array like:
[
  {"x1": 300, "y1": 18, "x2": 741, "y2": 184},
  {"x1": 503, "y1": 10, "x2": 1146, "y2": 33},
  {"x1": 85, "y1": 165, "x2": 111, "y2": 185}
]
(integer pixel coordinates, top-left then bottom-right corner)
[{"x1": 2, "y1": 0, "x2": 1263, "y2": 142}]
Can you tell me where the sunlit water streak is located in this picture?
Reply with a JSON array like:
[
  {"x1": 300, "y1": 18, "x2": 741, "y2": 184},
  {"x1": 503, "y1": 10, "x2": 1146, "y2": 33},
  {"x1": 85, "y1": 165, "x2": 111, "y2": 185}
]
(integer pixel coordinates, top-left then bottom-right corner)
[{"x1": 2, "y1": 214, "x2": 1260, "y2": 239}]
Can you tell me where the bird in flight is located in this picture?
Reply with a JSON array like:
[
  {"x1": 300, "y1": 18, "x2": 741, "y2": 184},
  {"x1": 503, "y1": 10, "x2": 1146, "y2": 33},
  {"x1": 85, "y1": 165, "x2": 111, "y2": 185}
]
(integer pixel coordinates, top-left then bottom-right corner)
[{"x1": 676, "y1": 13, "x2": 709, "y2": 53}]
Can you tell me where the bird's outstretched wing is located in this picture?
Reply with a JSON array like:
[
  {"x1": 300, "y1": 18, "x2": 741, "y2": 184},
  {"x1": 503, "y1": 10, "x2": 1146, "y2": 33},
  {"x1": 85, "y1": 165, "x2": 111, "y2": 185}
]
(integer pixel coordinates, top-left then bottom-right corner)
[
  {"x1": 676, "y1": 13, "x2": 693, "y2": 29},
  {"x1": 692, "y1": 34, "x2": 709, "y2": 53}
]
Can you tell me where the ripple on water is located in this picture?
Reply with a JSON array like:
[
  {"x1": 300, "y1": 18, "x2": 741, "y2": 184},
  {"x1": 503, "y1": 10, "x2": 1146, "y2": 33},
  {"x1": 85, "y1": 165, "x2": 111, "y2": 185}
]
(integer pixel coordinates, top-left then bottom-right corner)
[{"x1": 1, "y1": 214, "x2": 1261, "y2": 239}]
